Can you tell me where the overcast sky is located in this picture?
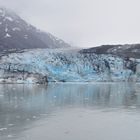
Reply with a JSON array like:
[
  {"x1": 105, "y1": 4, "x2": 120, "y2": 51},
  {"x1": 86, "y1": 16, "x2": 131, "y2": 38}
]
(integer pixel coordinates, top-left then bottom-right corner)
[{"x1": 0, "y1": 0, "x2": 140, "y2": 48}]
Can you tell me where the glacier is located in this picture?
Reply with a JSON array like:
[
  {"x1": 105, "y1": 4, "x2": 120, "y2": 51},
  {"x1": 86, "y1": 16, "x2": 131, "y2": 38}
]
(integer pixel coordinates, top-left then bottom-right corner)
[{"x1": 0, "y1": 48, "x2": 140, "y2": 83}]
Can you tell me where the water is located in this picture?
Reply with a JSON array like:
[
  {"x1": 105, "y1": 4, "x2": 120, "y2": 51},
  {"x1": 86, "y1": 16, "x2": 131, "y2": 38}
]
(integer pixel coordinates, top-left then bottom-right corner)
[{"x1": 0, "y1": 83, "x2": 140, "y2": 140}]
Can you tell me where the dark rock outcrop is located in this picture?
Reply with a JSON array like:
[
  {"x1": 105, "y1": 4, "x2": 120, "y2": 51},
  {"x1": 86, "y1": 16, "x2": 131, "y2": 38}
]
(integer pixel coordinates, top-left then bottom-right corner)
[{"x1": 81, "y1": 44, "x2": 140, "y2": 58}]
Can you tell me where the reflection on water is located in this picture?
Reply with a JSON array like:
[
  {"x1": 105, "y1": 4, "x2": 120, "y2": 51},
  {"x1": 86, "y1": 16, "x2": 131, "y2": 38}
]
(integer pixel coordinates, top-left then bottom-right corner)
[{"x1": 0, "y1": 83, "x2": 140, "y2": 140}]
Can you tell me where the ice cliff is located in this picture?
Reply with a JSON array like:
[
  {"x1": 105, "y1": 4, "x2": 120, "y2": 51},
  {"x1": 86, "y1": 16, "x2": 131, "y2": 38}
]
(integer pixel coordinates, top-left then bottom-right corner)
[{"x1": 0, "y1": 48, "x2": 140, "y2": 83}]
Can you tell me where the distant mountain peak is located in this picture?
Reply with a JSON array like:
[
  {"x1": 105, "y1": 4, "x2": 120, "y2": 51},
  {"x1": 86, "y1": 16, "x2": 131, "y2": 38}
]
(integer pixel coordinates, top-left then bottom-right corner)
[{"x1": 0, "y1": 7, "x2": 71, "y2": 51}]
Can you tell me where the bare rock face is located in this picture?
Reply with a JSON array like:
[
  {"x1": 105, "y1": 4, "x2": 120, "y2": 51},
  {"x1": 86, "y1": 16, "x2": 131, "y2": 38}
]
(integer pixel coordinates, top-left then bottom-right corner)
[{"x1": 0, "y1": 8, "x2": 71, "y2": 52}]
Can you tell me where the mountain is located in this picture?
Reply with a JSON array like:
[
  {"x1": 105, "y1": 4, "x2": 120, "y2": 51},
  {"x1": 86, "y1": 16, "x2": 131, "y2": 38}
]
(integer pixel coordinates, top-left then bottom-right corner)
[
  {"x1": 81, "y1": 44, "x2": 140, "y2": 58},
  {"x1": 0, "y1": 8, "x2": 71, "y2": 52}
]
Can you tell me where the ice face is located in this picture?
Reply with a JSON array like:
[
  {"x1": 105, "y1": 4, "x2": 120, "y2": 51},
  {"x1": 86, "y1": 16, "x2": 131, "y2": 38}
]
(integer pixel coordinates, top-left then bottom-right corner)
[{"x1": 0, "y1": 48, "x2": 139, "y2": 83}]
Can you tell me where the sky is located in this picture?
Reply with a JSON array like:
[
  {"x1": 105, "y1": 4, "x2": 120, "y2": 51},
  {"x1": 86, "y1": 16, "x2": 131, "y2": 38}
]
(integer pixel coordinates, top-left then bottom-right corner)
[{"x1": 0, "y1": 0, "x2": 140, "y2": 48}]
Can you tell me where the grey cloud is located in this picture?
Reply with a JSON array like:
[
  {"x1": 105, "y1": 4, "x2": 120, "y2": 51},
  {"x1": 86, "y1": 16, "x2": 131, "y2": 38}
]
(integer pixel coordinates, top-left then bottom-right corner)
[{"x1": 0, "y1": 0, "x2": 140, "y2": 47}]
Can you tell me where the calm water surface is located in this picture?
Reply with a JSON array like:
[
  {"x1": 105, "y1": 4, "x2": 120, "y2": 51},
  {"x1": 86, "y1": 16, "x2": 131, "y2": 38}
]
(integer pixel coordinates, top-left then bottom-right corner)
[{"x1": 0, "y1": 83, "x2": 140, "y2": 140}]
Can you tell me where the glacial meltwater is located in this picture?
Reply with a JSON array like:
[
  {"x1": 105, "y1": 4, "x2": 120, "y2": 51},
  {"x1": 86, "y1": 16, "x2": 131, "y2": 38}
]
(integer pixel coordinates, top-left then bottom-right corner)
[{"x1": 0, "y1": 83, "x2": 140, "y2": 140}]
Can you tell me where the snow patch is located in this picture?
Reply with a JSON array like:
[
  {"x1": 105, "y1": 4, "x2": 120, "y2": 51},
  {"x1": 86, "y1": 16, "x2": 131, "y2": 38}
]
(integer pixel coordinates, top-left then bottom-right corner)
[
  {"x1": 24, "y1": 35, "x2": 28, "y2": 39},
  {"x1": 0, "y1": 9, "x2": 5, "y2": 17},
  {"x1": 4, "y1": 33, "x2": 11, "y2": 38},
  {"x1": 12, "y1": 27, "x2": 21, "y2": 31},
  {"x1": 0, "y1": 9, "x2": 3, "y2": 14},
  {"x1": 5, "y1": 26, "x2": 8, "y2": 32},
  {"x1": 5, "y1": 16, "x2": 13, "y2": 22}
]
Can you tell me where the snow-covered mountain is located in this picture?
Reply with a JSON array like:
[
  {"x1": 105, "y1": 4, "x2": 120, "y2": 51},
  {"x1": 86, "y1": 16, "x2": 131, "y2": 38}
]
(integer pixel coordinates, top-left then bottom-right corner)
[
  {"x1": 0, "y1": 8, "x2": 71, "y2": 52},
  {"x1": 81, "y1": 44, "x2": 140, "y2": 58}
]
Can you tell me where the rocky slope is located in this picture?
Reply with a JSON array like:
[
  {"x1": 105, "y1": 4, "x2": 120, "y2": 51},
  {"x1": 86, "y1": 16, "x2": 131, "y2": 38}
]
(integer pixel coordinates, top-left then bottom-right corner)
[
  {"x1": 0, "y1": 7, "x2": 70, "y2": 53},
  {"x1": 81, "y1": 44, "x2": 140, "y2": 58}
]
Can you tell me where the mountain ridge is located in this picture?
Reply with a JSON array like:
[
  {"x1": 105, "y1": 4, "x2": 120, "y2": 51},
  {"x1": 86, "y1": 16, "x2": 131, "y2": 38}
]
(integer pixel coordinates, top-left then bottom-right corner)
[
  {"x1": 0, "y1": 7, "x2": 71, "y2": 51},
  {"x1": 81, "y1": 44, "x2": 140, "y2": 58}
]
